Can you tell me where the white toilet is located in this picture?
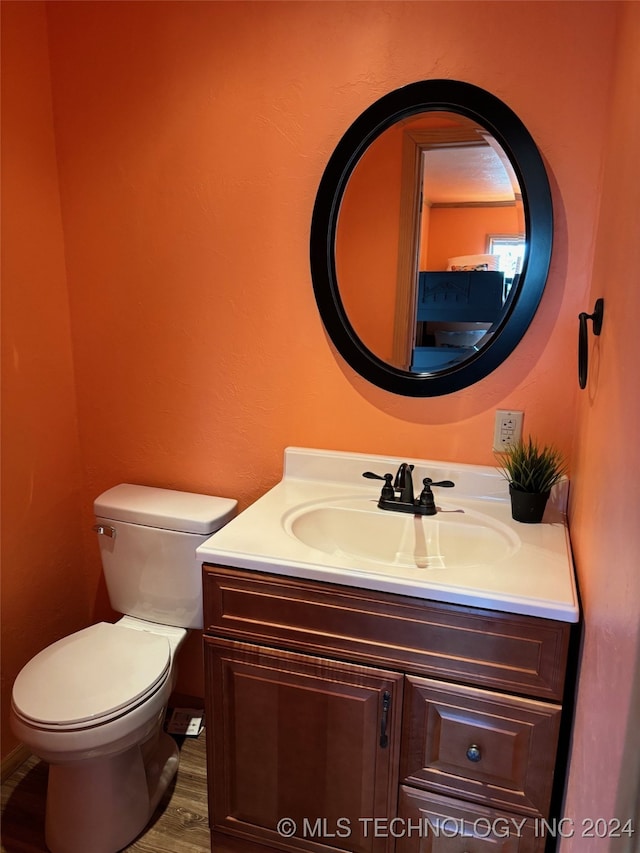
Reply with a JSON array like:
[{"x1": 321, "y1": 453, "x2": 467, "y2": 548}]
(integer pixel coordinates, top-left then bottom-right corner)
[{"x1": 10, "y1": 484, "x2": 237, "y2": 853}]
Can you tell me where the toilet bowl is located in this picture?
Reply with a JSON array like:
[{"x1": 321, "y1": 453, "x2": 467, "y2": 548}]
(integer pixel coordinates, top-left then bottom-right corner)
[
  {"x1": 10, "y1": 484, "x2": 237, "y2": 853},
  {"x1": 11, "y1": 618, "x2": 184, "y2": 763}
]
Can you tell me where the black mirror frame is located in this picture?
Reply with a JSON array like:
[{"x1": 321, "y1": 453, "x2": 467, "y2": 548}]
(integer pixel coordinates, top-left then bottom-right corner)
[{"x1": 310, "y1": 80, "x2": 553, "y2": 397}]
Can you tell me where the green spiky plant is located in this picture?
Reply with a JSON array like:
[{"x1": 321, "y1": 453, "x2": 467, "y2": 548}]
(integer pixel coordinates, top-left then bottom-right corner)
[{"x1": 495, "y1": 436, "x2": 567, "y2": 494}]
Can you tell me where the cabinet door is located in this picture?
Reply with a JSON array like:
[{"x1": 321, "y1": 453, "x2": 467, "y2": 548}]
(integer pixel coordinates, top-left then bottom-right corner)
[
  {"x1": 205, "y1": 636, "x2": 403, "y2": 853},
  {"x1": 400, "y1": 677, "x2": 561, "y2": 817}
]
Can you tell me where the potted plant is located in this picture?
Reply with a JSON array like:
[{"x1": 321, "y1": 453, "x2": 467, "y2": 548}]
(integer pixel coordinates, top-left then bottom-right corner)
[{"x1": 495, "y1": 436, "x2": 567, "y2": 523}]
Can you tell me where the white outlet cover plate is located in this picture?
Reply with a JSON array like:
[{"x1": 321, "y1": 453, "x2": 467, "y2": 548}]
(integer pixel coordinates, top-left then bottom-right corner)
[{"x1": 493, "y1": 410, "x2": 524, "y2": 452}]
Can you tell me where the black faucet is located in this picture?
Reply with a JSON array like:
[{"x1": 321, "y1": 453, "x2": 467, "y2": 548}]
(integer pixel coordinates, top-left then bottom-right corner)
[
  {"x1": 394, "y1": 462, "x2": 414, "y2": 504},
  {"x1": 363, "y1": 464, "x2": 455, "y2": 516}
]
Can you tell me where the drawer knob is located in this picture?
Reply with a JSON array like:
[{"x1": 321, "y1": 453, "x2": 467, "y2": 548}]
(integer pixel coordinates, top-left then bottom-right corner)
[{"x1": 466, "y1": 744, "x2": 482, "y2": 762}]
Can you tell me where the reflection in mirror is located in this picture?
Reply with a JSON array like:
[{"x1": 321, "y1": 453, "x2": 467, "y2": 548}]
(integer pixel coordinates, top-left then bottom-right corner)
[
  {"x1": 310, "y1": 79, "x2": 553, "y2": 397},
  {"x1": 335, "y1": 112, "x2": 525, "y2": 372}
]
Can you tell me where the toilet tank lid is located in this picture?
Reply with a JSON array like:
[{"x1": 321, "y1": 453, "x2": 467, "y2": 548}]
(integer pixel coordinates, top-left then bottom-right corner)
[{"x1": 94, "y1": 484, "x2": 237, "y2": 534}]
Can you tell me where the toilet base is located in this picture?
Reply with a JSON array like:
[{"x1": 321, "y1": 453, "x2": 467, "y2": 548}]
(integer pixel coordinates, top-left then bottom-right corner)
[{"x1": 45, "y1": 731, "x2": 179, "y2": 853}]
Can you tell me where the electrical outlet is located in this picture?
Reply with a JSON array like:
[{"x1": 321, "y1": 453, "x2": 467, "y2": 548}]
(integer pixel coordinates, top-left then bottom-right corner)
[{"x1": 493, "y1": 410, "x2": 524, "y2": 452}]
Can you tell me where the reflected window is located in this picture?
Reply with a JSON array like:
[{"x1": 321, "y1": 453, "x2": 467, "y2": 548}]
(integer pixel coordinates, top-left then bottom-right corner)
[{"x1": 487, "y1": 234, "x2": 526, "y2": 280}]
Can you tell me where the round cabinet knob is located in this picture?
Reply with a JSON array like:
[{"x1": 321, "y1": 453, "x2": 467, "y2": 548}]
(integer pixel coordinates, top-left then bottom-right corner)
[{"x1": 466, "y1": 744, "x2": 482, "y2": 762}]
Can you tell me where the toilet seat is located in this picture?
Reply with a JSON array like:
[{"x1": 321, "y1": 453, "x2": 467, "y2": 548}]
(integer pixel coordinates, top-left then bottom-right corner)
[{"x1": 12, "y1": 623, "x2": 171, "y2": 731}]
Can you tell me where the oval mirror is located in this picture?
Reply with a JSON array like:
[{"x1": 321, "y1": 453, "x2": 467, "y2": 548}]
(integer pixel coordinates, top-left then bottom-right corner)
[{"x1": 310, "y1": 80, "x2": 553, "y2": 396}]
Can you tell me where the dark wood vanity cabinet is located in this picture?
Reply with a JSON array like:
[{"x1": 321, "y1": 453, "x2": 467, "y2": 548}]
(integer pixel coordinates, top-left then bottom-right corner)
[{"x1": 203, "y1": 565, "x2": 572, "y2": 853}]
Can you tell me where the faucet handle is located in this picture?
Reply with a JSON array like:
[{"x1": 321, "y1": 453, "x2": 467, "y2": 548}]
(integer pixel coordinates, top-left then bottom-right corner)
[
  {"x1": 418, "y1": 477, "x2": 455, "y2": 511},
  {"x1": 363, "y1": 471, "x2": 395, "y2": 500},
  {"x1": 423, "y1": 478, "x2": 455, "y2": 488}
]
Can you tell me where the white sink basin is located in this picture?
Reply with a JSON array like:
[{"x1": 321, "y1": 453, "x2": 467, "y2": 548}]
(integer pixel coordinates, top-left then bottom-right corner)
[
  {"x1": 197, "y1": 446, "x2": 579, "y2": 622},
  {"x1": 284, "y1": 497, "x2": 520, "y2": 569}
]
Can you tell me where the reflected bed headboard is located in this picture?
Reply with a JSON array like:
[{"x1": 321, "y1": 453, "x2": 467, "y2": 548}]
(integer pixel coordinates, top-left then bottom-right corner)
[{"x1": 416, "y1": 271, "x2": 505, "y2": 323}]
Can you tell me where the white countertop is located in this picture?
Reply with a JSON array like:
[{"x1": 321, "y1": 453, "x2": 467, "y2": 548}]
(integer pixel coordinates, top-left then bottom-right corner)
[{"x1": 197, "y1": 447, "x2": 579, "y2": 623}]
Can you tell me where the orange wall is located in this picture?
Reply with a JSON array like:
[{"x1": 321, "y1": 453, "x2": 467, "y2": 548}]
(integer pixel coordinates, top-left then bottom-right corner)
[
  {"x1": 336, "y1": 120, "x2": 403, "y2": 363},
  {"x1": 1, "y1": 0, "x2": 624, "y2": 762},
  {"x1": 44, "y1": 0, "x2": 616, "y2": 483},
  {"x1": 562, "y1": 3, "x2": 640, "y2": 844},
  {"x1": 1, "y1": 1, "x2": 90, "y2": 758},
  {"x1": 425, "y1": 205, "x2": 520, "y2": 270}
]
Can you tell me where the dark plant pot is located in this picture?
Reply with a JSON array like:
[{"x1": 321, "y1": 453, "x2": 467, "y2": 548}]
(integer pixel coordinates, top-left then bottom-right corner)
[{"x1": 509, "y1": 484, "x2": 550, "y2": 523}]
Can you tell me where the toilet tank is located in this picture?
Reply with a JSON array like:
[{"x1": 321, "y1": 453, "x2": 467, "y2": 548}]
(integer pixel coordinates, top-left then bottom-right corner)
[{"x1": 94, "y1": 484, "x2": 237, "y2": 630}]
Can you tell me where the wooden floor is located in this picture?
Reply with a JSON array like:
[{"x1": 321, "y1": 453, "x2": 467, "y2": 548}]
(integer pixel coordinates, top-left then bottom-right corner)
[{"x1": 1, "y1": 732, "x2": 210, "y2": 853}]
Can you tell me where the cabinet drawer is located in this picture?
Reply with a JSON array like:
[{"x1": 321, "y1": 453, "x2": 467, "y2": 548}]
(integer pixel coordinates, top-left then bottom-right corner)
[
  {"x1": 400, "y1": 677, "x2": 561, "y2": 817},
  {"x1": 397, "y1": 787, "x2": 545, "y2": 853},
  {"x1": 203, "y1": 566, "x2": 570, "y2": 700}
]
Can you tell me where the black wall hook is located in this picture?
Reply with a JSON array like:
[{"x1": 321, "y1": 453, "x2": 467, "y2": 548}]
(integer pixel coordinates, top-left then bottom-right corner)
[{"x1": 578, "y1": 298, "x2": 604, "y2": 389}]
